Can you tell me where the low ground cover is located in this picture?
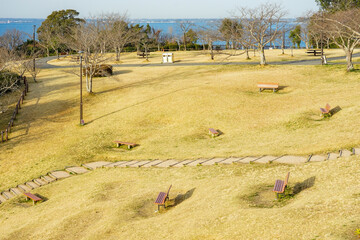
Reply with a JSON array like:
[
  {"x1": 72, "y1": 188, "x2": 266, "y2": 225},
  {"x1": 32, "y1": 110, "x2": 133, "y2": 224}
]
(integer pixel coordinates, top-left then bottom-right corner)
[
  {"x1": 0, "y1": 157, "x2": 359, "y2": 239},
  {"x1": 1, "y1": 62, "x2": 360, "y2": 191}
]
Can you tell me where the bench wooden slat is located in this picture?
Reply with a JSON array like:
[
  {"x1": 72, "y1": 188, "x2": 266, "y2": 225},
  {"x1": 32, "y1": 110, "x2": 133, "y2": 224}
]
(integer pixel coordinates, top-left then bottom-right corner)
[
  {"x1": 257, "y1": 82, "x2": 279, "y2": 93},
  {"x1": 273, "y1": 172, "x2": 290, "y2": 194}
]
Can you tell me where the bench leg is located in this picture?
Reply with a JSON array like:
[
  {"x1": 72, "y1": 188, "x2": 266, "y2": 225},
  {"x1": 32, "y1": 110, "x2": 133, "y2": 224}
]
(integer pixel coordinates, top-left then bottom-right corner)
[
  {"x1": 117, "y1": 143, "x2": 120, "y2": 147},
  {"x1": 128, "y1": 145, "x2": 131, "y2": 149}
]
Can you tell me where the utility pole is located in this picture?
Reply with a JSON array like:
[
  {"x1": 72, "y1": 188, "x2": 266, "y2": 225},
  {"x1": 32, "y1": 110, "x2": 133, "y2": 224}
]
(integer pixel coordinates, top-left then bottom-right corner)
[
  {"x1": 79, "y1": 51, "x2": 84, "y2": 126},
  {"x1": 33, "y1": 25, "x2": 36, "y2": 71}
]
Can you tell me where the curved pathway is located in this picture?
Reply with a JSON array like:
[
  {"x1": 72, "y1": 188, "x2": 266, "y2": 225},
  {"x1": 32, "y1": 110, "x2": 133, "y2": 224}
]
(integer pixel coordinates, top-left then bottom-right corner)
[
  {"x1": 36, "y1": 53, "x2": 360, "y2": 69},
  {"x1": 0, "y1": 147, "x2": 359, "y2": 204}
]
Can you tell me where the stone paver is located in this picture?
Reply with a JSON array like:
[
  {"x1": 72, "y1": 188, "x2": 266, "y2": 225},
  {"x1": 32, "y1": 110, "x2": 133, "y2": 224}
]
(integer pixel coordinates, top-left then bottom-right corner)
[
  {"x1": 238, "y1": 156, "x2": 261, "y2": 164},
  {"x1": 353, "y1": 148, "x2": 360, "y2": 155},
  {"x1": 273, "y1": 155, "x2": 308, "y2": 164},
  {"x1": 253, "y1": 156, "x2": 278, "y2": 164},
  {"x1": 2, "y1": 191, "x2": 15, "y2": 200},
  {"x1": 49, "y1": 171, "x2": 71, "y2": 180},
  {"x1": 66, "y1": 166, "x2": 89, "y2": 174},
  {"x1": 218, "y1": 157, "x2": 243, "y2": 164},
  {"x1": 117, "y1": 160, "x2": 139, "y2": 167},
  {"x1": 185, "y1": 159, "x2": 208, "y2": 166},
  {"x1": 156, "y1": 160, "x2": 179, "y2": 168},
  {"x1": 340, "y1": 149, "x2": 353, "y2": 158},
  {"x1": 41, "y1": 175, "x2": 56, "y2": 183},
  {"x1": 201, "y1": 158, "x2": 226, "y2": 166},
  {"x1": 34, "y1": 178, "x2": 47, "y2": 186},
  {"x1": 10, "y1": 187, "x2": 23, "y2": 195},
  {"x1": 82, "y1": 161, "x2": 112, "y2": 170},
  {"x1": 18, "y1": 184, "x2": 31, "y2": 192},
  {"x1": 327, "y1": 152, "x2": 340, "y2": 160},
  {"x1": 104, "y1": 161, "x2": 128, "y2": 168},
  {"x1": 141, "y1": 160, "x2": 163, "y2": 167},
  {"x1": 26, "y1": 181, "x2": 40, "y2": 189},
  {"x1": 129, "y1": 161, "x2": 150, "y2": 167},
  {"x1": 170, "y1": 160, "x2": 194, "y2": 167},
  {"x1": 308, "y1": 155, "x2": 326, "y2": 162},
  {"x1": 0, "y1": 195, "x2": 7, "y2": 203}
]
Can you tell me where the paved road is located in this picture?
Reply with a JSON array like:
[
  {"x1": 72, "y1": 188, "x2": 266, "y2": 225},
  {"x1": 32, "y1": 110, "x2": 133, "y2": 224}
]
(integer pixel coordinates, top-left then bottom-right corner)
[{"x1": 36, "y1": 53, "x2": 360, "y2": 69}]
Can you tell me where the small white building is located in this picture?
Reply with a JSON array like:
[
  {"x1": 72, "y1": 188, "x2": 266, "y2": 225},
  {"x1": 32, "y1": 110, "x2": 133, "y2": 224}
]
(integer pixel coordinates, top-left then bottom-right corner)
[{"x1": 162, "y1": 53, "x2": 174, "y2": 63}]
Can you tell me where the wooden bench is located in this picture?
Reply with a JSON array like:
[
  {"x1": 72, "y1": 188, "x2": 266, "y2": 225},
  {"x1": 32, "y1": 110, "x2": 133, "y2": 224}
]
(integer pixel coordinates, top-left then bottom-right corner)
[
  {"x1": 320, "y1": 103, "x2": 331, "y2": 116},
  {"x1": 24, "y1": 192, "x2": 42, "y2": 205},
  {"x1": 209, "y1": 128, "x2": 219, "y2": 137},
  {"x1": 273, "y1": 172, "x2": 290, "y2": 199},
  {"x1": 114, "y1": 141, "x2": 137, "y2": 149},
  {"x1": 257, "y1": 82, "x2": 279, "y2": 93},
  {"x1": 154, "y1": 185, "x2": 172, "y2": 211},
  {"x1": 137, "y1": 52, "x2": 150, "y2": 58},
  {"x1": 306, "y1": 50, "x2": 322, "y2": 56}
]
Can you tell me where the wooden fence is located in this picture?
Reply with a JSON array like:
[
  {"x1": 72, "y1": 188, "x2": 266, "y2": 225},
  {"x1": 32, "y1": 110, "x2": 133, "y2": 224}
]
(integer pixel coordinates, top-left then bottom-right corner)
[{"x1": 1, "y1": 76, "x2": 29, "y2": 143}]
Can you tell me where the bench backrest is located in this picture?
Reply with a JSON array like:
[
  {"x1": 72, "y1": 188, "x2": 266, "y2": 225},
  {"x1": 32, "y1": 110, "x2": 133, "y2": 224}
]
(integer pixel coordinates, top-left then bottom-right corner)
[
  {"x1": 284, "y1": 172, "x2": 290, "y2": 186},
  {"x1": 166, "y1": 185, "x2": 172, "y2": 197},
  {"x1": 325, "y1": 104, "x2": 331, "y2": 111}
]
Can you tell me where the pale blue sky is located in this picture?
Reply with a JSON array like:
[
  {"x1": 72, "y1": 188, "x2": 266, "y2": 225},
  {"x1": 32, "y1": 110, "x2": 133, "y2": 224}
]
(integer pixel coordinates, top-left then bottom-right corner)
[{"x1": 1, "y1": 0, "x2": 319, "y2": 18}]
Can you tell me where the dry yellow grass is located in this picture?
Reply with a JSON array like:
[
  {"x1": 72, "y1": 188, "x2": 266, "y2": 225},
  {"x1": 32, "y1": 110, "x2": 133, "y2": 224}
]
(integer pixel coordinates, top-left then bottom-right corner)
[
  {"x1": 47, "y1": 48, "x2": 354, "y2": 66},
  {"x1": 0, "y1": 157, "x2": 359, "y2": 239},
  {"x1": 1, "y1": 63, "x2": 360, "y2": 191}
]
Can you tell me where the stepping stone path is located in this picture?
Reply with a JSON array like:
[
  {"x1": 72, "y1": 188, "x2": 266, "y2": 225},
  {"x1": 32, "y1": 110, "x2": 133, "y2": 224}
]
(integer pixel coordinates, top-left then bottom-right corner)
[
  {"x1": 10, "y1": 188, "x2": 23, "y2": 196},
  {"x1": 201, "y1": 158, "x2": 226, "y2": 165},
  {"x1": 309, "y1": 155, "x2": 326, "y2": 162},
  {"x1": 34, "y1": 178, "x2": 47, "y2": 186},
  {"x1": 66, "y1": 167, "x2": 89, "y2": 174},
  {"x1": 49, "y1": 171, "x2": 71, "y2": 180},
  {"x1": 26, "y1": 181, "x2": 40, "y2": 189},
  {"x1": 327, "y1": 152, "x2": 339, "y2": 160},
  {"x1": 1, "y1": 146, "x2": 360, "y2": 205},
  {"x1": 340, "y1": 149, "x2": 352, "y2": 158},
  {"x1": 273, "y1": 156, "x2": 308, "y2": 164},
  {"x1": 82, "y1": 161, "x2": 111, "y2": 170}
]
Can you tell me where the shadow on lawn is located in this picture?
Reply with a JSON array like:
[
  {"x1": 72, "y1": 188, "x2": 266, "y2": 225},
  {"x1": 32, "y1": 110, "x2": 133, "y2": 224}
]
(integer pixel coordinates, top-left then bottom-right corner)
[
  {"x1": 292, "y1": 176, "x2": 316, "y2": 195},
  {"x1": 169, "y1": 188, "x2": 196, "y2": 208}
]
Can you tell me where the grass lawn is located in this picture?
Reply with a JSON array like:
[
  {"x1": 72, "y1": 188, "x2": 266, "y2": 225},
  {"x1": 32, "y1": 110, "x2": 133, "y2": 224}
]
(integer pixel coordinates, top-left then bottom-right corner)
[
  {"x1": 1, "y1": 62, "x2": 360, "y2": 191},
  {"x1": 0, "y1": 156, "x2": 359, "y2": 239}
]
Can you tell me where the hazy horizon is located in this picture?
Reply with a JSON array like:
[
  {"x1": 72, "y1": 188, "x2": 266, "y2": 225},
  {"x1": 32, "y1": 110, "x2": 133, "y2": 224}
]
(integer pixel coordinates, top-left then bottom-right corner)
[{"x1": 0, "y1": 0, "x2": 319, "y2": 19}]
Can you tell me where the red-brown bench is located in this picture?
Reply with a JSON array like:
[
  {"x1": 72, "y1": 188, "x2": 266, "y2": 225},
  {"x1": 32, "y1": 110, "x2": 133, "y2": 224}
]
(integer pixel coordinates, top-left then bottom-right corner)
[
  {"x1": 320, "y1": 104, "x2": 331, "y2": 116},
  {"x1": 114, "y1": 141, "x2": 137, "y2": 149},
  {"x1": 24, "y1": 192, "x2": 42, "y2": 205},
  {"x1": 273, "y1": 172, "x2": 290, "y2": 199},
  {"x1": 154, "y1": 185, "x2": 172, "y2": 211},
  {"x1": 209, "y1": 128, "x2": 219, "y2": 137},
  {"x1": 257, "y1": 82, "x2": 279, "y2": 93}
]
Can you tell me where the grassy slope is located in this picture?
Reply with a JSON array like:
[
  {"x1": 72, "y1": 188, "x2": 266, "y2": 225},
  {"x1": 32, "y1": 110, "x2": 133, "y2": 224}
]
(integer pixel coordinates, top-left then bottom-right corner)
[
  {"x1": 1, "y1": 64, "x2": 360, "y2": 191},
  {"x1": 0, "y1": 157, "x2": 359, "y2": 239}
]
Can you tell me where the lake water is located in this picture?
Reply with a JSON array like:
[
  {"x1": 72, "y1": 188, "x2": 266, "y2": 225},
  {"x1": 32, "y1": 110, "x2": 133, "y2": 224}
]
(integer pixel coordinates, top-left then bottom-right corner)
[{"x1": 0, "y1": 18, "x2": 302, "y2": 48}]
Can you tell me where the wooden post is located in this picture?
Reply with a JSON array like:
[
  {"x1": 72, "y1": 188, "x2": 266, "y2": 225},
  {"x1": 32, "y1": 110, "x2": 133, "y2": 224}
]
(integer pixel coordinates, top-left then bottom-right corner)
[
  {"x1": 1, "y1": 131, "x2": 3, "y2": 143},
  {"x1": 5, "y1": 128, "x2": 8, "y2": 141}
]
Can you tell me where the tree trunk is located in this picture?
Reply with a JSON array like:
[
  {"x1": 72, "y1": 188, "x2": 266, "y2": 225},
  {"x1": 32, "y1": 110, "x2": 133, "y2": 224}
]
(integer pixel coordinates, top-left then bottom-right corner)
[
  {"x1": 246, "y1": 48, "x2": 250, "y2": 59},
  {"x1": 158, "y1": 43, "x2": 160, "y2": 51},
  {"x1": 345, "y1": 49, "x2": 354, "y2": 71},
  {"x1": 259, "y1": 46, "x2": 266, "y2": 65},
  {"x1": 183, "y1": 33, "x2": 186, "y2": 51},
  {"x1": 56, "y1": 49, "x2": 59, "y2": 59},
  {"x1": 145, "y1": 46, "x2": 148, "y2": 61},
  {"x1": 46, "y1": 48, "x2": 50, "y2": 57},
  {"x1": 209, "y1": 42, "x2": 214, "y2": 60}
]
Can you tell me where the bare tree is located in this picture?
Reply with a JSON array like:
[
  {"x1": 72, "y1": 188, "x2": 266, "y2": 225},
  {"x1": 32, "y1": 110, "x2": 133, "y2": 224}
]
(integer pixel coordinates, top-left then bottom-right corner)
[
  {"x1": 313, "y1": 9, "x2": 360, "y2": 71},
  {"x1": 197, "y1": 26, "x2": 220, "y2": 60},
  {"x1": 178, "y1": 20, "x2": 194, "y2": 51},
  {"x1": 25, "y1": 59, "x2": 41, "y2": 82},
  {"x1": 235, "y1": 3, "x2": 287, "y2": 65},
  {"x1": 66, "y1": 20, "x2": 110, "y2": 93},
  {"x1": 152, "y1": 27, "x2": 162, "y2": 51}
]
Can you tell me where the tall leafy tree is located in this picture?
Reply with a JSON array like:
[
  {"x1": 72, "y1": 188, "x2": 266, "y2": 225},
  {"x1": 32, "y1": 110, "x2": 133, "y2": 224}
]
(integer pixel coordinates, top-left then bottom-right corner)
[
  {"x1": 289, "y1": 25, "x2": 302, "y2": 48},
  {"x1": 37, "y1": 9, "x2": 84, "y2": 57}
]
